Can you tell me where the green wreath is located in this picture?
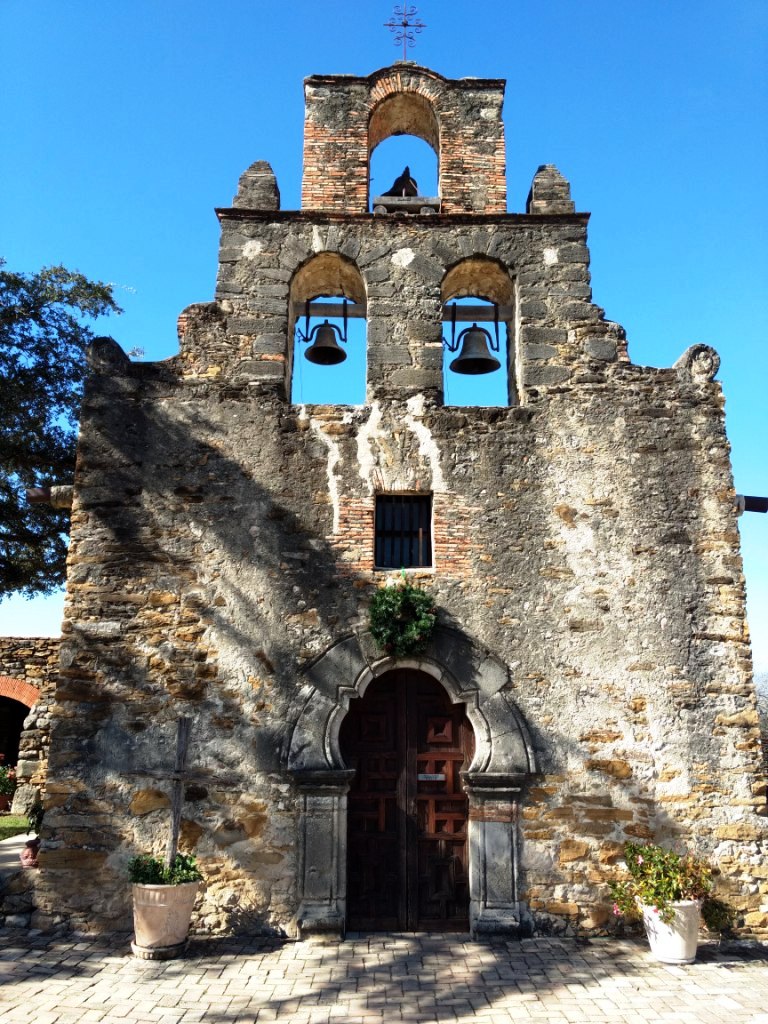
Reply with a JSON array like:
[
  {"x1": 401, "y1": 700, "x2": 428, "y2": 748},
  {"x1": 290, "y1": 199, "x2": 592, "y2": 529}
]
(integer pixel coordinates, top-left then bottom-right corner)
[{"x1": 369, "y1": 580, "x2": 437, "y2": 657}]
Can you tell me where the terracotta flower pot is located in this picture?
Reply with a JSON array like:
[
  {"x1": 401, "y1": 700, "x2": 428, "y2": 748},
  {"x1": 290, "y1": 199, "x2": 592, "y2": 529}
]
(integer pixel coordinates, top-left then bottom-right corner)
[
  {"x1": 641, "y1": 900, "x2": 700, "y2": 964},
  {"x1": 131, "y1": 881, "x2": 200, "y2": 960}
]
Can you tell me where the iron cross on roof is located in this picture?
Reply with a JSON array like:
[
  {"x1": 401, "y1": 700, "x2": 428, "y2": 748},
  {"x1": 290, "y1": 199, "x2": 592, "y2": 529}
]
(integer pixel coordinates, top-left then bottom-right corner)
[{"x1": 384, "y1": 4, "x2": 426, "y2": 61}]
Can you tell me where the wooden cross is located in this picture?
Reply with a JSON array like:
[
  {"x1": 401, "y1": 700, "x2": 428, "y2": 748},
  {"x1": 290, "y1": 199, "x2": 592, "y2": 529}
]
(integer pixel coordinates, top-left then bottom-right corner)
[
  {"x1": 384, "y1": 4, "x2": 426, "y2": 61},
  {"x1": 127, "y1": 717, "x2": 236, "y2": 868}
]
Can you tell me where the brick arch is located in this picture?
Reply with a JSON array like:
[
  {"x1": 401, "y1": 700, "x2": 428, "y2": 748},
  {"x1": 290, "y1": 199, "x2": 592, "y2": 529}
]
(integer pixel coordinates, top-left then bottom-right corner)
[
  {"x1": 0, "y1": 675, "x2": 40, "y2": 708},
  {"x1": 367, "y1": 63, "x2": 450, "y2": 97},
  {"x1": 441, "y1": 256, "x2": 515, "y2": 307},
  {"x1": 368, "y1": 88, "x2": 442, "y2": 154},
  {"x1": 367, "y1": 71, "x2": 446, "y2": 210},
  {"x1": 368, "y1": 91, "x2": 441, "y2": 207},
  {"x1": 290, "y1": 251, "x2": 367, "y2": 308}
]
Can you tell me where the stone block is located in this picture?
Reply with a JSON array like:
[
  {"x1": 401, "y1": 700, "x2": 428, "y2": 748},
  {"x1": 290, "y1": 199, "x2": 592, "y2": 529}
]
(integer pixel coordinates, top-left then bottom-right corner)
[
  {"x1": 524, "y1": 364, "x2": 571, "y2": 385},
  {"x1": 558, "y1": 840, "x2": 590, "y2": 863},
  {"x1": 10, "y1": 783, "x2": 40, "y2": 816},
  {"x1": 524, "y1": 343, "x2": 558, "y2": 361},
  {"x1": 129, "y1": 788, "x2": 171, "y2": 815},
  {"x1": 376, "y1": 346, "x2": 413, "y2": 366},
  {"x1": 585, "y1": 758, "x2": 633, "y2": 779},
  {"x1": 715, "y1": 823, "x2": 764, "y2": 841},
  {"x1": 386, "y1": 368, "x2": 441, "y2": 391},
  {"x1": 3, "y1": 914, "x2": 31, "y2": 928},
  {"x1": 521, "y1": 326, "x2": 567, "y2": 345},
  {"x1": 584, "y1": 339, "x2": 618, "y2": 361}
]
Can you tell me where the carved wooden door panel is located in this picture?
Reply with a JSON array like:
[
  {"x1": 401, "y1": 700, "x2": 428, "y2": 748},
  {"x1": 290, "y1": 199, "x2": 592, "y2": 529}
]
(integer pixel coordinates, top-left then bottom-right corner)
[{"x1": 341, "y1": 670, "x2": 474, "y2": 930}]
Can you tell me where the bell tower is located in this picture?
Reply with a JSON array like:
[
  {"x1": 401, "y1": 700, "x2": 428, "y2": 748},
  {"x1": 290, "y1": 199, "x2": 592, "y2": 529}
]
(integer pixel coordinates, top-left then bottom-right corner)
[
  {"x1": 301, "y1": 64, "x2": 507, "y2": 215},
  {"x1": 210, "y1": 60, "x2": 622, "y2": 410}
]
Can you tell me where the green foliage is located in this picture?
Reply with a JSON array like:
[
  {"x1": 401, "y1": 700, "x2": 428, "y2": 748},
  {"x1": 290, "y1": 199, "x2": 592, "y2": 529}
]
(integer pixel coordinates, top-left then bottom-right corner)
[
  {"x1": 369, "y1": 580, "x2": 437, "y2": 657},
  {"x1": 0, "y1": 260, "x2": 121, "y2": 597},
  {"x1": 757, "y1": 684, "x2": 768, "y2": 773},
  {"x1": 0, "y1": 764, "x2": 17, "y2": 797},
  {"x1": 609, "y1": 842, "x2": 718, "y2": 926},
  {"x1": 127, "y1": 852, "x2": 203, "y2": 886},
  {"x1": 701, "y1": 896, "x2": 735, "y2": 933},
  {"x1": 27, "y1": 801, "x2": 44, "y2": 836}
]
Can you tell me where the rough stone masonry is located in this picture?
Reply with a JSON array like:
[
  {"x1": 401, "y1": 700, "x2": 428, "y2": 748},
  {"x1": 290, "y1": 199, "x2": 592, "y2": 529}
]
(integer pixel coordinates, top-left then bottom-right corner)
[{"x1": 25, "y1": 62, "x2": 766, "y2": 939}]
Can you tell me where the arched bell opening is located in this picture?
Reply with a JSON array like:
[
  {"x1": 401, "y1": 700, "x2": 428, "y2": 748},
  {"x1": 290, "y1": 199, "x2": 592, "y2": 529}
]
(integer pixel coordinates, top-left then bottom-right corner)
[
  {"x1": 288, "y1": 253, "x2": 367, "y2": 405},
  {"x1": 368, "y1": 92, "x2": 441, "y2": 212},
  {"x1": 441, "y1": 257, "x2": 517, "y2": 407},
  {"x1": 369, "y1": 136, "x2": 439, "y2": 212}
]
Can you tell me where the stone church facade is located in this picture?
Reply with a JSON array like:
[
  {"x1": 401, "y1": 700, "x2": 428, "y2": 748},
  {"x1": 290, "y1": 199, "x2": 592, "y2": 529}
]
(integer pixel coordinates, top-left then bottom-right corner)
[{"x1": 33, "y1": 63, "x2": 766, "y2": 937}]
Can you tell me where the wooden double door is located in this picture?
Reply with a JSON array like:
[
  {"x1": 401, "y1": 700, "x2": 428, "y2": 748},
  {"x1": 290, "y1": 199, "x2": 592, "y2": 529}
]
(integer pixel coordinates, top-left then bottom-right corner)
[{"x1": 340, "y1": 670, "x2": 475, "y2": 930}]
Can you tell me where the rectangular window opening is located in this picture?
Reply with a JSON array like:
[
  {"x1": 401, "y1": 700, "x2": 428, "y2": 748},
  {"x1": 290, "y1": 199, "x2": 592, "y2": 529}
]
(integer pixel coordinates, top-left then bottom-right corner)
[{"x1": 375, "y1": 494, "x2": 433, "y2": 569}]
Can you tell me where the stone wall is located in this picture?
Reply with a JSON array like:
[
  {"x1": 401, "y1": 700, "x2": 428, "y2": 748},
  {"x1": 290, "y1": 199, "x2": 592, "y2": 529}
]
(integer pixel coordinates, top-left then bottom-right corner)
[
  {"x1": 35, "y1": 303, "x2": 767, "y2": 936},
  {"x1": 29, "y1": 62, "x2": 767, "y2": 941}
]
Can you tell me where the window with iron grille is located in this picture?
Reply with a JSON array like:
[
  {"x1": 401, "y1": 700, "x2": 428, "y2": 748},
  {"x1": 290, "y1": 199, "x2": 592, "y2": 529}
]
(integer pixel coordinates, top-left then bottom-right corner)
[{"x1": 374, "y1": 495, "x2": 432, "y2": 569}]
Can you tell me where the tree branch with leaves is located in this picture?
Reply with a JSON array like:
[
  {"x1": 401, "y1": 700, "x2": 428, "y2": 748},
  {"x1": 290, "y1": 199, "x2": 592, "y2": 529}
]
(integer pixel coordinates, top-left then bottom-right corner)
[{"x1": 0, "y1": 260, "x2": 121, "y2": 597}]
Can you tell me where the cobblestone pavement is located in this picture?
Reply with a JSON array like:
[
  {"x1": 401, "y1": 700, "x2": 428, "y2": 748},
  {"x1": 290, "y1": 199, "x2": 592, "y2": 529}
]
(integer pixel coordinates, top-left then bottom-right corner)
[{"x1": 1, "y1": 930, "x2": 767, "y2": 1024}]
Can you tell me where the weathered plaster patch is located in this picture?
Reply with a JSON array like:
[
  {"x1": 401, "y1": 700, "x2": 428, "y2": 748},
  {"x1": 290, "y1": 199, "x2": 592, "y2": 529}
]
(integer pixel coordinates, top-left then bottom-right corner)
[
  {"x1": 392, "y1": 248, "x2": 416, "y2": 268},
  {"x1": 243, "y1": 240, "x2": 264, "y2": 258},
  {"x1": 543, "y1": 248, "x2": 558, "y2": 266},
  {"x1": 356, "y1": 401, "x2": 383, "y2": 493},
  {"x1": 75, "y1": 621, "x2": 123, "y2": 639},
  {"x1": 405, "y1": 394, "x2": 446, "y2": 492},
  {"x1": 310, "y1": 418, "x2": 341, "y2": 533}
]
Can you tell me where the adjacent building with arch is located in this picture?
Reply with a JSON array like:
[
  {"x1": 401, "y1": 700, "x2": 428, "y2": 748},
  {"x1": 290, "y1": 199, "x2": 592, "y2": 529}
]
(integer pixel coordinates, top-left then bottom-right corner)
[
  {"x1": 29, "y1": 61, "x2": 767, "y2": 940},
  {"x1": 0, "y1": 638, "x2": 58, "y2": 813}
]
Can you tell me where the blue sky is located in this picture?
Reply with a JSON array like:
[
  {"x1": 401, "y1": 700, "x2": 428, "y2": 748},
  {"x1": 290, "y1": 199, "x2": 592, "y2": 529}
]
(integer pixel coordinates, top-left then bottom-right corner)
[{"x1": 1, "y1": 1, "x2": 766, "y2": 671}]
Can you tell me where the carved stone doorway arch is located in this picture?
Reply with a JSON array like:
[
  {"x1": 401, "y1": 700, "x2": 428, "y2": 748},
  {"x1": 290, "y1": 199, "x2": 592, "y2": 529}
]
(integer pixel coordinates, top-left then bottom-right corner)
[{"x1": 286, "y1": 627, "x2": 536, "y2": 938}]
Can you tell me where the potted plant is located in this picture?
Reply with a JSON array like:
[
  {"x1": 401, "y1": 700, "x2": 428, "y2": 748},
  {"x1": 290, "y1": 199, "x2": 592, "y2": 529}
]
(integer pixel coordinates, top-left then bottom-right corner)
[
  {"x1": 128, "y1": 852, "x2": 203, "y2": 960},
  {"x1": 369, "y1": 577, "x2": 437, "y2": 657},
  {"x1": 609, "y1": 841, "x2": 730, "y2": 963}
]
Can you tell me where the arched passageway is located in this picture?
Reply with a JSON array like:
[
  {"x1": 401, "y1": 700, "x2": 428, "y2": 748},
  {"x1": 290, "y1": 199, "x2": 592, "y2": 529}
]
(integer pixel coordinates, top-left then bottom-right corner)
[{"x1": 0, "y1": 677, "x2": 39, "y2": 765}]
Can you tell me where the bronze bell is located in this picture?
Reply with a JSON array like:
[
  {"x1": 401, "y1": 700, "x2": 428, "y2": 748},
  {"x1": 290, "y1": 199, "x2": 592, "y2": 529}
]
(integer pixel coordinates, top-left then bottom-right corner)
[
  {"x1": 305, "y1": 321, "x2": 347, "y2": 365},
  {"x1": 449, "y1": 324, "x2": 501, "y2": 375}
]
